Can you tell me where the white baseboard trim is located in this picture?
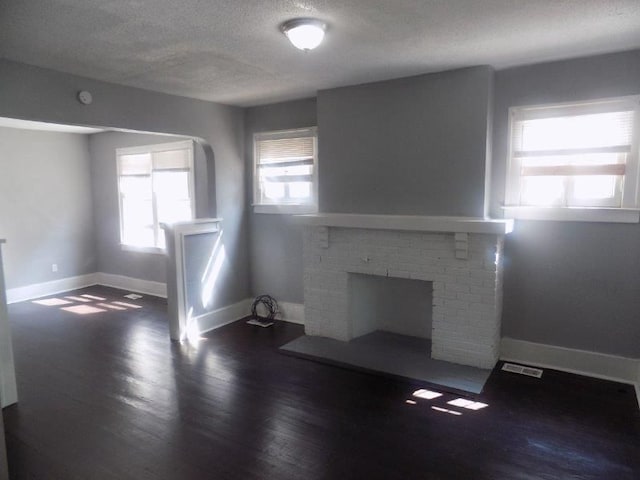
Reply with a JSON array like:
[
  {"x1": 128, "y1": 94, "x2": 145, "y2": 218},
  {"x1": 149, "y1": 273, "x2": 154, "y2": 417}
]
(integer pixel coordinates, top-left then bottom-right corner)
[
  {"x1": 501, "y1": 337, "x2": 640, "y2": 408},
  {"x1": 278, "y1": 301, "x2": 305, "y2": 325},
  {"x1": 6, "y1": 272, "x2": 168, "y2": 303},
  {"x1": 193, "y1": 299, "x2": 253, "y2": 335},
  {"x1": 194, "y1": 299, "x2": 305, "y2": 335},
  {"x1": 95, "y1": 272, "x2": 167, "y2": 298},
  {"x1": 6, "y1": 273, "x2": 99, "y2": 304},
  {"x1": 192, "y1": 298, "x2": 305, "y2": 336}
]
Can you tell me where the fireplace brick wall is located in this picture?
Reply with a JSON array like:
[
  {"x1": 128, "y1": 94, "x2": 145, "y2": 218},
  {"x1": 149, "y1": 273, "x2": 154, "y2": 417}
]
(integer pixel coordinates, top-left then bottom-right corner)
[{"x1": 302, "y1": 226, "x2": 505, "y2": 369}]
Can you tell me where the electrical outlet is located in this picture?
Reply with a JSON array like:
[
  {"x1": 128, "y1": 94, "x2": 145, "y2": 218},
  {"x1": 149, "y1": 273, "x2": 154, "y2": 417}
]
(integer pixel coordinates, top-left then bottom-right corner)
[{"x1": 52, "y1": 264, "x2": 58, "y2": 273}]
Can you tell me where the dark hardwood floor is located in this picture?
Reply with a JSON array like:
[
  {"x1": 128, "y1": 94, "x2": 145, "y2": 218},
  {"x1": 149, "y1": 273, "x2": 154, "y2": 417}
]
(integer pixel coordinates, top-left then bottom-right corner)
[{"x1": 2, "y1": 286, "x2": 639, "y2": 479}]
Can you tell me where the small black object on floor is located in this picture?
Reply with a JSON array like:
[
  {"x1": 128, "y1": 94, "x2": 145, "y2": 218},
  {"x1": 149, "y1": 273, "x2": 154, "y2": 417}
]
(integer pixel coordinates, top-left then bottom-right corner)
[{"x1": 246, "y1": 294, "x2": 278, "y2": 327}]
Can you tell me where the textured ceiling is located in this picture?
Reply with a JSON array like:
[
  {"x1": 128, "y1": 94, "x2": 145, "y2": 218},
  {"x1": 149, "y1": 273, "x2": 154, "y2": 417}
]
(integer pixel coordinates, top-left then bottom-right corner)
[{"x1": 1, "y1": 1, "x2": 639, "y2": 107}]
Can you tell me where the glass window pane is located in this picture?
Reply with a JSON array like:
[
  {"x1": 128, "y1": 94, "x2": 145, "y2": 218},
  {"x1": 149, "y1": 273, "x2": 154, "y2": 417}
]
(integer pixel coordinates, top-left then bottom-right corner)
[
  {"x1": 153, "y1": 171, "x2": 190, "y2": 199},
  {"x1": 572, "y1": 176, "x2": 618, "y2": 201},
  {"x1": 520, "y1": 177, "x2": 564, "y2": 206},
  {"x1": 122, "y1": 199, "x2": 153, "y2": 227},
  {"x1": 153, "y1": 170, "x2": 193, "y2": 229},
  {"x1": 259, "y1": 165, "x2": 313, "y2": 178},
  {"x1": 289, "y1": 182, "x2": 312, "y2": 199},
  {"x1": 157, "y1": 199, "x2": 192, "y2": 224},
  {"x1": 120, "y1": 176, "x2": 152, "y2": 198},
  {"x1": 262, "y1": 182, "x2": 285, "y2": 200},
  {"x1": 122, "y1": 198, "x2": 154, "y2": 247},
  {"x1": 122, "y1": 225, "x2": 154, "y2": 247},
  {"x1": 520, "y1": 111, "x2": 634, "y2": 151}
]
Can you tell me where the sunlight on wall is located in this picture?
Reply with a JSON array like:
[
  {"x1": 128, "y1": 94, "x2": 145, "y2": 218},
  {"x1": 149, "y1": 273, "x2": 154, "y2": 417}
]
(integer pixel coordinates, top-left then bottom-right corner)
[{"x1": 200, "y1": 230, "x2": 226, "y2": 310}]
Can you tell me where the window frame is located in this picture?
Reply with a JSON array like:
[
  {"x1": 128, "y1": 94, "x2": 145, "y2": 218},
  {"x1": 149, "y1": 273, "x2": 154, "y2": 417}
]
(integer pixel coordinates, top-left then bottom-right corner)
[
  {"x1": 504, "y1": 95, "x2": 640, "y2": 223},
  {"x1": 253, "y1": 127, "x2": 318, "y2": 214},
  {"x1": 116, "y1": 140, "x2": 195, "y2": 253}
]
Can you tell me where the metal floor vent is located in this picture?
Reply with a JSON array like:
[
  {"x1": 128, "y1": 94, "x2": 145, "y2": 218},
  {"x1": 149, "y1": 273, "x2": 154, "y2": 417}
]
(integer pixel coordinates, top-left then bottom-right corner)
[{"x1": 501, "y1": 362, "x2": 543, "y2": 378}]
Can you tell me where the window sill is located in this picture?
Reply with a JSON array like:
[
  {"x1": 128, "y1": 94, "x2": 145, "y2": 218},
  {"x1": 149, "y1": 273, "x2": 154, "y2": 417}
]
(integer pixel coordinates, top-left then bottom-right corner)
[
  {"x1": 253, "y1": 204, "x2": 318, "y2": 215},
  {"x1": 121, "y1": 244, "x2": 166, "y2": 255},
  {"x1": 502, "y1": 206, "x2": 640, "y2": 223}
]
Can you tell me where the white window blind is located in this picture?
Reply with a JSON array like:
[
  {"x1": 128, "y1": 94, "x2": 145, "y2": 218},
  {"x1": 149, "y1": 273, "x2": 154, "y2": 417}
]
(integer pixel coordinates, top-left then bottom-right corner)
[
  {"x1": 254, "y1": 128, "x2": 317, "y2": 211},
  {"x1": 506, "y1": 97, "x2": 640, "y2": 214}
]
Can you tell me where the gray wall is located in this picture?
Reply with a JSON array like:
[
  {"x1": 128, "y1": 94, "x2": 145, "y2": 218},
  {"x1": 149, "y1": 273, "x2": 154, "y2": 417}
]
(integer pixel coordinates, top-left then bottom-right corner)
[
  {"x1": 493, "y1": 50, "x2": 640, "y2": 358},
  {"x1": 0, "y1": 127, "x2": 96, "y2": 289},
  {"x1": 245, "y1": 98, "x2": 317, "y2": 303},
  {"x1": 88, "y1": 131, "x2": 207, "y2": 284},
  {"x1": 0, "y1": 59, "x2": 249, "y2": 310},
  {"x1": 317, "y1": 66, "x2": 492, "y2": 216},
  {"x1": 244, "y1": 50, "x2": 640, "y2": 359}
]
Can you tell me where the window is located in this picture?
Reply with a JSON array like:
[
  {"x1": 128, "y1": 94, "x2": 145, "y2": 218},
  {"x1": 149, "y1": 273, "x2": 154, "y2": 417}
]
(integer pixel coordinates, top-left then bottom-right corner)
[
  {"x1": 117, "y1": 140, "x2": 194, "y2": 251},
  {"x1": 253, "y1": 127, "x2": 318, "y2": 213},
  {"x1": 505, "y1": 96, "x2": 640, "y2": 222}
]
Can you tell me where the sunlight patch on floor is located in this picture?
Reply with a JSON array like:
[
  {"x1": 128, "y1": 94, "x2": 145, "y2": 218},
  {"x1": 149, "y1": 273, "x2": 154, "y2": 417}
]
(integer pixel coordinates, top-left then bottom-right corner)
[
  {"x1": 61, "y1": 305, "x2": 107, "y2": 315},
  {"x1": 31, "y1": 291, "x2": 146, "y2": 314},
  {"x1": 32, "y1": 298, "x2": 72, "y2": 306}
]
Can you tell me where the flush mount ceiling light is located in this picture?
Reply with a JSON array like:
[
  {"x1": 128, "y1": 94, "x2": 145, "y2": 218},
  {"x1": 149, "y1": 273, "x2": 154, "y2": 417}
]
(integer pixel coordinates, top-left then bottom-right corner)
[{"x1": 281, "y1": 18, "x2": 327, "y2": 51}]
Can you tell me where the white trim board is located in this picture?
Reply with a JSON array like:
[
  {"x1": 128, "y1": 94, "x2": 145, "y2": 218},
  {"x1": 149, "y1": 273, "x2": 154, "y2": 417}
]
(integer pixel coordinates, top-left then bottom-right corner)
[
  {"x1": 501, "y1": 337, "x2": 640, "y2": 409},
  {"x1": 293, "y1": 213, "x2": 513, "y2": 235},
  {"x1": 277, "y1": 301, "x2": 305, "y2": 325},
  {"x1": 95, "y1": 272, "x2": 167, "y2": 298},
  {"x1": 191, "y1": 299, "x2": 253, "y2": 336},
  {"x1": 6, "y1": 273, "x2": 99, "y2": 304}
]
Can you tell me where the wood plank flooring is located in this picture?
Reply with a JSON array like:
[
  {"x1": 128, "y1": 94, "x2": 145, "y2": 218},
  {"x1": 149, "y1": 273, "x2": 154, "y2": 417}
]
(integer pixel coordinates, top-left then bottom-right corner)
[{"x1": 2, "y1": 286, "x2": 639, "y2": 479}]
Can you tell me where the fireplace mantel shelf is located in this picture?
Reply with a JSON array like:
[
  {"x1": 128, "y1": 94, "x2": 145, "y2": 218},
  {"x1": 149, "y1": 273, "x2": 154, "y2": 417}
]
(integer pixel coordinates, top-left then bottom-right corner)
[{"x1": 294, "y1": 213, "x2": 513, "y2": 235}]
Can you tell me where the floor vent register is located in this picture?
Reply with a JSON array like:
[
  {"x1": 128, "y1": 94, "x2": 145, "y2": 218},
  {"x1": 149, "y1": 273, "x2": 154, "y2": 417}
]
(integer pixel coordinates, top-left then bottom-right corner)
[{"x1": 501, "y1": 362, "x2": 544, "y2": 378}]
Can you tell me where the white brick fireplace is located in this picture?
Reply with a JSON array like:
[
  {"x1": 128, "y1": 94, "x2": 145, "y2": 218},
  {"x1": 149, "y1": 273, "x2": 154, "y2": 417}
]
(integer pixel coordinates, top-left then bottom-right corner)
[{"x1": 296, "y1": 214, "x2": 513, "y2": 369}]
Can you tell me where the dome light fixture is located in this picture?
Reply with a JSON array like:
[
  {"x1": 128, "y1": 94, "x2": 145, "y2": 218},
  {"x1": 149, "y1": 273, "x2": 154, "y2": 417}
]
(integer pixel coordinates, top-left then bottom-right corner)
[{"x1": 281, "y1": 18, "x2": 327, "y2": 51}]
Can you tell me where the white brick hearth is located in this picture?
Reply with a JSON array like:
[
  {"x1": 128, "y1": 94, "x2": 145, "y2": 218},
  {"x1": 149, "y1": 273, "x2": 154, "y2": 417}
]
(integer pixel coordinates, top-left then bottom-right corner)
[{"x1": 297, "y1": 214, "x2": 511, "y2": 369}]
